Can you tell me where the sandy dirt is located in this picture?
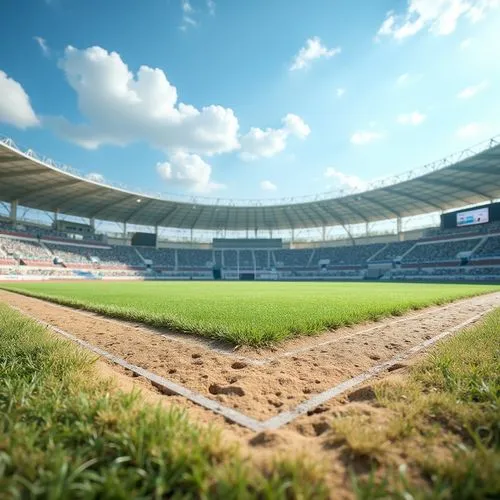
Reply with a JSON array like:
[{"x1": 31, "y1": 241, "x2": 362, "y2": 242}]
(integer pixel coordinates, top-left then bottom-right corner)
[
  {"x1": 1, "y1": 289, "x2": 498, "y2": 421},
  {"x1": 2, "y1": 289, "x2": 499, "y2": 499}
]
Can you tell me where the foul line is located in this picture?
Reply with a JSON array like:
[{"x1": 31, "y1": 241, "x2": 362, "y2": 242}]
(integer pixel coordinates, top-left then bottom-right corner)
[
  {"x1": 262, "y1": 308, "x2": 491, "y2": 429},
  {"x1": 10, "y1": 306, "x2": 266, "y2": 432},
  {"x1": 9, "y1": 304, "x2": 495, "y2": 432}
]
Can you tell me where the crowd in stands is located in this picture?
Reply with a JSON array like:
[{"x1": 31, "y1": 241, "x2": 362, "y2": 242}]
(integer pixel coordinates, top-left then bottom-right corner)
[
  {"x1": 45, "y1": 242, "x2": 90, "y2": 264},
  {"x1": 138, "y1": 247, "x2": 176, "y2": 267},
  {"x1": 46, "y1": 242, "x2": 143, "y2": 267},
  {"x1": 402, "y1": 238, "x2": 481, "y2": 263},
  {"x1": 389, "y1": 266, "x2": 500, "y2": 281},
  {"x1": 177, "y1": 249, "x2": 213, "y2": 268},
  {"x1": 2, "y1": 228, "x2": 500, "y2": 281},
  {"x1": 424, "y1": 220, "x2": 500, "y2": 240},
  {"x1": 214, "y1": 250, "x2": 222, "y2": 268},
  {"x1": 371, "y1": 240, "x2": 416, "y2": 262},
  {"x1": 239, "y1": 249, "x2": 254, "y2": 269},
  {"x1": 274, "y1": 249, "x2": 313, "y2": 267},
  {"x1": 255, "y1": 250, "x2": 270, "y2": 269},
  {"x1": 0, "y1": 266, "x2": 74, "y2": 277},
  {"x1": 223, "y1": 250, "x2": 238, "y2": 268},
  {"x1": 316, "y1": 243, "x2": 385, "y2": 266},
  {"x1": 92, "y1": 245, "x2": 143, "y2": 267},
  {"x1": 472, "y1": 235, "x2": 500, "y2": 258},
  {"x1": 0, "y1": 238, "x2": 50, "y2": 262},
  {"x1": 0, "y1": 220, "x2": 103, "y2": 242}
]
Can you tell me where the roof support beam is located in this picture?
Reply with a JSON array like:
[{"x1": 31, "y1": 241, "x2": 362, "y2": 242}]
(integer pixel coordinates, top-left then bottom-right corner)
[
  {"x1": 358, "y1": 194, "x2": 401, "y2": 218},
  {"x1": 280, "y1": 208, "x2": 296, "y2": 230},
  {"x1": 420, "y1": 179, "x2": 490, "y2": 205},
  {"x1": 446, "y1": 164, "x2": 500, "y2": 176},
  {"x1": 177, "y1": 206, "x2": 198, "y2": 229},
  {"x1": 300, "y1": 206, "x2": 327, "y2": 228},
  {"x1": 308, "y1": 205, "x2": 331, "y2": 227},
  {"x1": 417, "y1": 177, "x2": 492, "y2": 200},
  {"x1": 124, "y1": 199, "x2": 156, "y2": 223},
  {"x1": 339, "y1": 198, "x2": 370, "y2": 223},
  {"x1": 190, "y1": 206, "x2": 208, "y2": 230},
  {"x1": 89, "y1": 194, "x2": 133, "y2": 219},
  {"x1": 317, "y1": 203, "x2": 355, "y2": 242},
  {"x1": 48, "y1": 186, "x2": 108, "y2": 211},
  {"x1": 205, "y1": 206, "x2": 222, "y2": 231},
  {"x1": 383, "y1": 187, "x2": 444, "y2": 212},
  {"x1": 155, "y1": 206, "x2": 182, "y2": 227},
  {"x1": 316, "y1": 203, "x2": 345, "y2": 226},
  {"x1": 288, "y1": 205, "x2": 312, "y2": 229},
  {"x1": 16, "y1": 179, "x2": 82, "y2": 202}
]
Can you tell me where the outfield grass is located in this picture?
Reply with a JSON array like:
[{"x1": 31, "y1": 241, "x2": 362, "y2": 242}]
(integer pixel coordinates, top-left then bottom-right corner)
[
  {"x1": 0, "y1": 304, "x2": 327, "y2": 499},
  {"x1": 1, "y1": 281, "x2": 498, "y2": 346}
]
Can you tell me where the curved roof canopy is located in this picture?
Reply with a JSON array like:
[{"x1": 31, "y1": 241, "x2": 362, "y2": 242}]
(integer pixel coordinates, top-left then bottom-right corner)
[{"x1": 1, "y1": 136, "x2": 500, "y2": 231}]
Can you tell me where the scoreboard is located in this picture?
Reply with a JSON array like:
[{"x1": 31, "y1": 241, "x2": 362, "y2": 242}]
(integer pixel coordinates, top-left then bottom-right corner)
[{"x1": 441, "y1": 202, "x2": 500, "y2": 230}]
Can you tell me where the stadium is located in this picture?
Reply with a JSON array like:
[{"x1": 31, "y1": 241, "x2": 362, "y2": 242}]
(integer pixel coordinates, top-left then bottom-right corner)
[
  {"x1": 1, "y1": 133, "x2": 500, "y2": 497},
  {"x1": 2, "y1": 135, "x2": 500, "y2": 282}
]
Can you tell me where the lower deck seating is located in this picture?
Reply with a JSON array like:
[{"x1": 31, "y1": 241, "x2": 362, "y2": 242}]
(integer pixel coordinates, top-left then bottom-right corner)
[{"x1": 1, "y1": 233, "x2": 500, "y2": 279}]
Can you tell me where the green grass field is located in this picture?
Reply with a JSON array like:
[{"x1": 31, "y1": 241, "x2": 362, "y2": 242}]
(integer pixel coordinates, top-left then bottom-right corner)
[{"x1": 1, "y1": 281, "x2": 498, "y2": 346}]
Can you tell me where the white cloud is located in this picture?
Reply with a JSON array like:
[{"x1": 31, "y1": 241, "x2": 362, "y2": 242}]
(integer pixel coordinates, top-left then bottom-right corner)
[
  {"x1": 50, "y1": 45, "x2": 239, "y2": 155},
  {"x1": 350, "y1": 130, "x2": 384, "y2": 145},
  {"x1": 460, "y1": 37, "x2": 473, "y2": 49},
  {"x1": 260, "y1": 180, "x2": 277, "y2": 191},
  {"x1": 34, "y1": 36, "x2": 50, "y2": 57},
  {"x1": 397, "y1": 111, "x2": 426, "y2": 125},
  {"x1": 336, "y1": 88, "x2": 345, "y2": 98},
  {"x1": 180, "y1": 0, "x2": 198, "y2": 30},
  {"x1": 0, "y1": 70, "x2": 39, "y2": 129},
  {"x1": 282, "y1": 113, "x2": 310, "y2": 139},
  {"x1": 240, "y1": 128, "x2": 287, "y2": 161},
  {"x1": 290, "y1": 37, "x2": 341, "y2": 71},
  {"x1": 457, "y1": 80, "x2": 488, "y2": 99},
  {"x1": 156, "y1": 152, "x2": 224, "y2": 193},
  {"x1": 324, "y1": 167, "x2": 367, "y2": 190},
  {"x1": 207, "y1": 0, "x2": 216, "y2": 15},
  {"x1": 377, "y1": 0, "x2": 500, "y2": 40},
  {"x1": 240, "y1": 113, "x2": 310, "y2": 161},
  {"x1": 456, "y1": 122, "x2": 487, "y2": 139},
  {"x1": 85, "y1": 172, "x2": 105, "y2": 183},
  {"x1": 181, "y1": 0, "x2": 193, "y2": 13}
]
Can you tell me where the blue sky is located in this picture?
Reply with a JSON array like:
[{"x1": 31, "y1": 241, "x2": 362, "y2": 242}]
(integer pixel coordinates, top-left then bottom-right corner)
[{"x1": 1, "y1": 0, "x2": 499, "y2": 201}]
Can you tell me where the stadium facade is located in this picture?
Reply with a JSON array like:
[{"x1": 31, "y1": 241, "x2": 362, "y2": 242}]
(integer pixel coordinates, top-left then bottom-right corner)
[{"x1": 1, "y1": 135, "x2": 500, "y2": 283}]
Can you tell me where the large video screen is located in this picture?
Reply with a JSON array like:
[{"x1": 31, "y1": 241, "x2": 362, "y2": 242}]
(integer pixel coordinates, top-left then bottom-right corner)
[{"x1": 456, "y1": 207, "x2": 489, "y2": 227}]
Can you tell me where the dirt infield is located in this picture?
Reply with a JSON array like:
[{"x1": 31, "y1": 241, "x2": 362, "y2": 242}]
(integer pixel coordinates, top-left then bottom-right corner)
[{"x1": 1, "y1": 289, "x2": 498, "y2": 423}]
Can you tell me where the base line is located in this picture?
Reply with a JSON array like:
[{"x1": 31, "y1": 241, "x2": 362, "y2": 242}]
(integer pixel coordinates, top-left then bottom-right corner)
[
  {"x1": 10, "y1": 306, "x2": 266, "y2": 432},
  {"x1": 261, "y1": 308, "x2": 492, "y2": 430}
]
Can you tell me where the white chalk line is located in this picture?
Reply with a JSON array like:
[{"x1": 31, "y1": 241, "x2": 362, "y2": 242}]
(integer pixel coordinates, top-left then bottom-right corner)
[
  {"x1": 10, "y1": 306, "x2": 266, "y2": 432},
  {"x1": 2, "y1": 288, "x2": 491, "y2": 367},
  {"x1": 1, "y1": 290, "x2": 262, "y2": 365},
  {"x1": 8, "y1": 303, "x2": 495, "y2": 432},
  {"x1": 263, "y1": 308, "x2": 493, "y2": 429}
]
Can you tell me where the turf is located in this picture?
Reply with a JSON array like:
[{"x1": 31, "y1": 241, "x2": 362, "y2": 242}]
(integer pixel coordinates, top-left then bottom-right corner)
[
  {"x1": 0, "y1": 304, "x2": 327, "y2": 499},
  {"x1": 1, "y1": 281, "x2": 498, "y2": 346}
]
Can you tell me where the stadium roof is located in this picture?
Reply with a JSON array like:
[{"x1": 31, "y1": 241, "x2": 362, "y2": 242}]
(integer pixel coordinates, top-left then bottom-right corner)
[{"x1": 1, "y1": 135, "x2": 500, "y2": 231}]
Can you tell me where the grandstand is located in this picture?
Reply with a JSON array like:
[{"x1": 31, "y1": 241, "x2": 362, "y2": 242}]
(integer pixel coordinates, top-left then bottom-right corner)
[{"x1": 1, "y1": 135, "x2": 500, "y2": 282}]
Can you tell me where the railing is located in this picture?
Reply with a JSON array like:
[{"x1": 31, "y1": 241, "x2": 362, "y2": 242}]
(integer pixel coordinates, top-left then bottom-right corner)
[{"x1": 1, "y1": 133, "x2": 499, "y2": 207}]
